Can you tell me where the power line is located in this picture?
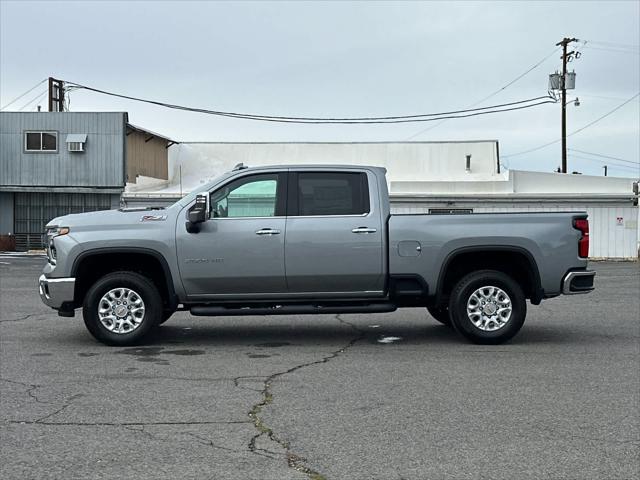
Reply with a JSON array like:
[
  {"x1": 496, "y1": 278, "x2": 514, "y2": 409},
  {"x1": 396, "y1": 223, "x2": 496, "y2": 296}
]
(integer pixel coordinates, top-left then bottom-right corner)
[
  {"x1": 581, "y1": 45, "x2": 640, "y2": 55},
  {"x1": 579, "y1": 94, "x2": 630, "y2": 102},
  {"x1": 569, "y1": 92, "x2": 639, "y2": 136},
  {"x1": 17, "y1": 89, "x2": 48, "y2": 111},
  {"x1": 405, "y1": 47, "x2": 561, "y2": 139},
  {"x1": 502, "y1": 92, "x2": 640, "y2": 158},
  {"x1": 568, "y1": 148, "x2": 639, "y2": 165},
  {"x1": 62, "y1": 79, "x2": 556, "y2": 124},
  {"x1": 587, "y1": 40, "x2": 640, "y2": 49},
  {"x1": 0, "y1": 79, "x2": 47, "y2": 110},
  {"x1": 568, "y1": 154, "x2": 639, "y2": 172}
]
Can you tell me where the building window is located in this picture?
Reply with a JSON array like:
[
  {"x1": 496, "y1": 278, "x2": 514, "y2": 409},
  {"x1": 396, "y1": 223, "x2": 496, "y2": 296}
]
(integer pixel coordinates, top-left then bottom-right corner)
[{"x1": 24, "y1": 131, "x2": 58, "y2": 152}]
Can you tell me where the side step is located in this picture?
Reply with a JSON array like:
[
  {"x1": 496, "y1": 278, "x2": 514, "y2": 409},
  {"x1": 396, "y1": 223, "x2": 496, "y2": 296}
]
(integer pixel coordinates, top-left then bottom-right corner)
[{"x1": 190, "y1": 303, "x2": 397, "y2": 317}]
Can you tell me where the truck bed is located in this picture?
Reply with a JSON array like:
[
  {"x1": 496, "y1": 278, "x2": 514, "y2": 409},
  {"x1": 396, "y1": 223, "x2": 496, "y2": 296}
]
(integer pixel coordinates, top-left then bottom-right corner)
[{"x1": 388, "y1": 211, "x2": 588, "y2": 297}]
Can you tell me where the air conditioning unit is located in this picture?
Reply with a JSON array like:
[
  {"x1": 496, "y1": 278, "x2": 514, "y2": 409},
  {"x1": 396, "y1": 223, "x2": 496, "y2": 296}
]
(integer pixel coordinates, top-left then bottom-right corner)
[
  {"x1": 68, "y1": 141, "x2": 84, "y2": 152},
  {"x1": 66, "y1": 134, "x2": 87, "y2": 153}
]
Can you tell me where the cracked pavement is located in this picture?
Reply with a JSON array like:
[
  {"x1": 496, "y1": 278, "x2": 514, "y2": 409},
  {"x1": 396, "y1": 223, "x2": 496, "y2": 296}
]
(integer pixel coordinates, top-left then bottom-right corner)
[{"x1": 1, "y1": 256, "x2": 638, "y2": 479}]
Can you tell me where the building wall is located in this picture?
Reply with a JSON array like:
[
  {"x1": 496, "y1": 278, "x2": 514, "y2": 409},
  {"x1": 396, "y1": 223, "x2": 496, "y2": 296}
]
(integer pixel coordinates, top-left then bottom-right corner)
[
  {"x1": 10, "y1": 192, "x2": 120, "y2": 251},
  {"x1": 0, "y1": 112, "x2": 126, "y2": 188},
  {"x1": 126, "y1": 130, "x2": 169, "y2": 182},
  {"x1": 162, "y1": 141, "x2": 501, "y2": 194},
  {"x1": 0, "y1": 192, "x2": 13, "y2": 234}
]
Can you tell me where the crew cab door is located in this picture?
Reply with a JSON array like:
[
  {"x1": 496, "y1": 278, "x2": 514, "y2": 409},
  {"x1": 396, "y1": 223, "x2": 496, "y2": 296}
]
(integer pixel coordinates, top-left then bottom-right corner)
[
  {"x1": 176, "y1": 172, "x2": 287, "y2": 298},
  {"x1": 284, "y1": 170, "x2": 384, "y2": 296}
]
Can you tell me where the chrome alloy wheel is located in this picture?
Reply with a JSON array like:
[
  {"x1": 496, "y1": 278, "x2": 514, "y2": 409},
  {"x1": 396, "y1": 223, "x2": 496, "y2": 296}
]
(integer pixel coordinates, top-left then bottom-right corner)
[
  {"x1": 98, "y1": 288, "x2": 146, "y2": 334},
  {"x1": 466, "y1": 285, "x2": 512, "y2": 332}
]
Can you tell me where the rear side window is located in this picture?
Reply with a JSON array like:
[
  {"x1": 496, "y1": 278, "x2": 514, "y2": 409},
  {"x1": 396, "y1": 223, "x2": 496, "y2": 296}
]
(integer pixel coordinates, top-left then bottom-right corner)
[{"x1": 295, "y1": 172, "x2": 369, "y2": 216}]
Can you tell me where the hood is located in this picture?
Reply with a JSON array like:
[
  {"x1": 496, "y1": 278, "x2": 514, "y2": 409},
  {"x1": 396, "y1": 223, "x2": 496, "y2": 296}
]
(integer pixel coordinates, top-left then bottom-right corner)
[{"x1": 46, "y1": 208, "x2": 170, "y2": 230}]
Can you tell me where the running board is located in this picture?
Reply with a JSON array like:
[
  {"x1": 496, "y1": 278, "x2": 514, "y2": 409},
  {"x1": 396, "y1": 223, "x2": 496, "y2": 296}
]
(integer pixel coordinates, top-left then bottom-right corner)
[{"x1": 190, "y1": 303, "x2": 397, "y2": 317}]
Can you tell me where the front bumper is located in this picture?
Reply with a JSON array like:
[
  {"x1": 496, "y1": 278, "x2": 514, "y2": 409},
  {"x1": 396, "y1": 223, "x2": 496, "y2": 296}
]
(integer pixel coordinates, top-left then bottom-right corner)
[
  {"x1": 562, "y1": 270, "x2": 596, "y2": 295},
  {"x1": 38, "y1": 274, "x2": 75, "y2": 309}
]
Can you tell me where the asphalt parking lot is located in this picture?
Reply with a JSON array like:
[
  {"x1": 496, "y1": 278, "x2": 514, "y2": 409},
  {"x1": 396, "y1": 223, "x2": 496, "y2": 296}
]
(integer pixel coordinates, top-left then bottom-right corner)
[{"x1": 0, "y1": 256, "x2": 638, "y2": 480}]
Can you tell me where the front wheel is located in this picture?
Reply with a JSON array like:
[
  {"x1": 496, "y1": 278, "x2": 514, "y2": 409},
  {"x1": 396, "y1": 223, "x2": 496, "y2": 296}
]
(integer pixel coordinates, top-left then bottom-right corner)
[
  {"x1": 83, "y1": 271, "x2": 162, "y2": 346},
  {"x1": 448, "y1": 270, "x2": 526, "y2": 344}
]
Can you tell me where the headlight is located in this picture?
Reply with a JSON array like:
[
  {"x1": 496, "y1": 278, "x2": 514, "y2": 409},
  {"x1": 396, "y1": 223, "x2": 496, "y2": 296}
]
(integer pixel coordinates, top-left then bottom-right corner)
[{"x1": 45, "y1": 226, "x2": 69, "y2": 265}]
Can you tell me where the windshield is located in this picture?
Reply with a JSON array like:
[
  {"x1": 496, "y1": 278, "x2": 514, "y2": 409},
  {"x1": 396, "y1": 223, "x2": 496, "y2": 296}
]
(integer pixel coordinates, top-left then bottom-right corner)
[{"x1": 168, "y1": 171, "x2": 237, "y2": 209}]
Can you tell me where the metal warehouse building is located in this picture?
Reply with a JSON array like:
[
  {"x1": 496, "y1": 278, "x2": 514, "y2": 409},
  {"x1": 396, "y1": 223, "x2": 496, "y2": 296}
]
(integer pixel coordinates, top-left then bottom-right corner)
[
  {"x1": 122, "y1": 141, "x2": 639, "y2": 260},
  {"x1": 0, "y1": 112, "x2": 174, "y2": 250}
]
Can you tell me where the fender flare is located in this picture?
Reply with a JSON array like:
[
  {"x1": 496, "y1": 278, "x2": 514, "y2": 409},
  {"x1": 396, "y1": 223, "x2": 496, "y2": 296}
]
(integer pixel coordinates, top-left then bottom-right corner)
[
  {"x1": 71, "y1": 247, "x2": 178, "y2": 309},
  {"x1": 435, "y1": 245, "x2": 543, "y2": 304}
]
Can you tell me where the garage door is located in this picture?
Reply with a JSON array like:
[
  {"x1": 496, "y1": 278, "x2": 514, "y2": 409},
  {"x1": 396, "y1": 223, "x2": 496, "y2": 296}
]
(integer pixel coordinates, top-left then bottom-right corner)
[{"x1": 13, "y1": 192, "x2": 114, "y2": 251}]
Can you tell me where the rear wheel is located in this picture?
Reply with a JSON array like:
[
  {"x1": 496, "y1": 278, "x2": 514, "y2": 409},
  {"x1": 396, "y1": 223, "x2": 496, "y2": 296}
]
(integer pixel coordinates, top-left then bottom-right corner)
[
  {"x1": 426, "y1": 305, "x2": 451, "y2": 325},
  {"x1": 448, "y1": 270, "x2": 526, "y2": 344},
  {"x1": 83, "y1": 271, "x2": 161, "y2": 346}
]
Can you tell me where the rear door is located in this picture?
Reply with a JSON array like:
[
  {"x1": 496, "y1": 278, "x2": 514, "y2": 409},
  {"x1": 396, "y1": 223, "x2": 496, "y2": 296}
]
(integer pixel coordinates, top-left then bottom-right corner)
[{"x1": 284, "y1": 170, "x2": 384, "y2": 296}]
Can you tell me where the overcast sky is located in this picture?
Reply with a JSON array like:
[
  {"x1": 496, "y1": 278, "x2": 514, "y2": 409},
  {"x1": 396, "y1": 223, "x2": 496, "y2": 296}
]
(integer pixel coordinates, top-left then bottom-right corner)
[{"x1": 1, "y1": 0, "x2": 638, "y2": 177}]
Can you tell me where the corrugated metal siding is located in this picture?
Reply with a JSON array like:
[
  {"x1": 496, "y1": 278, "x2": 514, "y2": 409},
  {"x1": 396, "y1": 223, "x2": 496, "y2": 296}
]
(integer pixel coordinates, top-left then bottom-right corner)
[
  {"x1": 12, "y1": 192, "x2": 118, "y2": 250},
  {"x1": 0, "y1": 112, "x2": 125, "y2": 188},
  {"x1": 126, "y1": 130, "x2": 168, "y2": 182},
  {"x1": 0, "y1": 192, "x2": 14, "y2": 233}
]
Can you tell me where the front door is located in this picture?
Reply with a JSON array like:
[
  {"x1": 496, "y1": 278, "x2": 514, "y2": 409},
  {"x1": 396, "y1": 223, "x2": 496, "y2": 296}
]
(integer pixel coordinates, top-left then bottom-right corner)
[
  {"x1": 176, "y1": 172, "x2": 287, "y2": 298},
  {"x1": 284, "y1": 170, "x2": 384, "y2": 296}
]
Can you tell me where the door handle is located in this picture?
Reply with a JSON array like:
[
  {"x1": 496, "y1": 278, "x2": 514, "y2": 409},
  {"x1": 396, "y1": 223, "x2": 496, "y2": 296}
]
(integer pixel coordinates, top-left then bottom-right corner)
[
  {"x1": 351, "y1": 227, "x2": 377, "y2": 234},
  {"x1": 255, "y1": 228, "x2": 281, "y2": 236}
]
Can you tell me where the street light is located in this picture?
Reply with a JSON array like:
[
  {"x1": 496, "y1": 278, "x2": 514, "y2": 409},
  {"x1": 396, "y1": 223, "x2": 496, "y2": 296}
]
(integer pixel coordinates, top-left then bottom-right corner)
[{"x1": 565, "y1": 97, "x2": 580, "y2": 107}]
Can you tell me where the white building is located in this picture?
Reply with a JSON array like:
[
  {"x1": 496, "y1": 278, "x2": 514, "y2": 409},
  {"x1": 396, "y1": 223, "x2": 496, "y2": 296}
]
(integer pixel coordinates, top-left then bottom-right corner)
[{"x1": 123, "y1": 141, "x2": 639, "y2": 260}]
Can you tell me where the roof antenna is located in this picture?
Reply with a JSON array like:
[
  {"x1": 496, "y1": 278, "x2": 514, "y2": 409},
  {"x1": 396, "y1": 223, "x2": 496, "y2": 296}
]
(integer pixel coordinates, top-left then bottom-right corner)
[{"x1": 232, "y1": 163, "x2": 248, "y2": 171}]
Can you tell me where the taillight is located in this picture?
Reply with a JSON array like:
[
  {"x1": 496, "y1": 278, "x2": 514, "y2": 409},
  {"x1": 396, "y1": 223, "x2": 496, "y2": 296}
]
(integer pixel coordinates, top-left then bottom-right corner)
[{"x1": 573, "y1": 218, "x2": 589, "y2": 258}]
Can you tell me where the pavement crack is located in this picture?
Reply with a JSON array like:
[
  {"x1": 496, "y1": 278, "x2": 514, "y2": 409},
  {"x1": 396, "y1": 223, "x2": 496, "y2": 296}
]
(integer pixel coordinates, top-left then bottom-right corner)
[
  {"x1": 121, "y1": 424, "x2": 155, "y2": 440},
  {"x1": 182, "y1": 431, "x2": 278, "y2": 458},
  {"x1": 0, "y1": 377, "x2": 50, "y2": 405},
  {"x1": 10, "y1": 420, "x2": 252, "y2": 426},
  {"x1": 0, "y1": 313, "x2": 54, "y2": 323},
  {"x1": 247, "y1": 313, "x2": 365, "y2": 480}
]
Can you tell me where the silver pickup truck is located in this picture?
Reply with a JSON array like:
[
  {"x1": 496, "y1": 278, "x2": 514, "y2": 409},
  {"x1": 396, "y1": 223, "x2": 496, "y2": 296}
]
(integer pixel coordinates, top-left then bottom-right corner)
[{"x1": 39, "y1": 164, "x2": 595, "y2": 346}]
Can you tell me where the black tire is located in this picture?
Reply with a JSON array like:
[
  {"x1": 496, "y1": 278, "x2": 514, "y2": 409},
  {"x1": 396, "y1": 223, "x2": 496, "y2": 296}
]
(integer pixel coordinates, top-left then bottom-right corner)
[
  {"x1": 448, "y1": 269, "x2": 526, "y2": 345},
  {"x1": 83, "y1": 271, "x2": 162, "y2": 346},
  {"x1": 426, "y1": 305, "x2": 451, "y2": 325}
]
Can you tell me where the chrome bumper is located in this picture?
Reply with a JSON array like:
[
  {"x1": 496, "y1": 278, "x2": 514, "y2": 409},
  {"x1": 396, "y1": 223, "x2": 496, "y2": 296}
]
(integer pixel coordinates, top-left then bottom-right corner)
[
  {"x1": 562, "y1": 270, "x2": 596, "y2": 295},
  {"x1": 38, "y1": 274, "x2": 75, "y2": 309}
]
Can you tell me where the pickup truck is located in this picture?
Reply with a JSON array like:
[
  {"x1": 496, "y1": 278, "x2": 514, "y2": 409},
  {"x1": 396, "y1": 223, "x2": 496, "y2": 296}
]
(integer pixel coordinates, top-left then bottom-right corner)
[{"x1": 39, "y1": 164, "x2": 595, "y2": 346}]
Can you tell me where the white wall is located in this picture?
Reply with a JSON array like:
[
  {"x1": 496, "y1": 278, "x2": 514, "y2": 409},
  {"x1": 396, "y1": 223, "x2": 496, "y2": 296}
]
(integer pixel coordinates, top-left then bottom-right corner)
[{"x1": 163, "y1": 141, "x2": 501, "y2": 194}]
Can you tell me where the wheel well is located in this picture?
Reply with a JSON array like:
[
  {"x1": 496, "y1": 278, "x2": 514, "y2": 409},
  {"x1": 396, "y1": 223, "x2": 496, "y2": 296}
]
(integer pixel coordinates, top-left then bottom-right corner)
[
  {"x1": 72, "y1": 251, "x2": 176, "y2": 309},
  {"x1": 438, "y1": 250, "x2": 541, "y2": 304}
]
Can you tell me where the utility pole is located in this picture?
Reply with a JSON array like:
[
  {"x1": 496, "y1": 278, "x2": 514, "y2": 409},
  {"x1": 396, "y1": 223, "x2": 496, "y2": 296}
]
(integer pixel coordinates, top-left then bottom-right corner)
[
  {"x1": 48, "y1": 77, "x2": 65, "y2": 112},
  {"x1": 556, "y1": 37, "x2": 578, "y2": 173}
]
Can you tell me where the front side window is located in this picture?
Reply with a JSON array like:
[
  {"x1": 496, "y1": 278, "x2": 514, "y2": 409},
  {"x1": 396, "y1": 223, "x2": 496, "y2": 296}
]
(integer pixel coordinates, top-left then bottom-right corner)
[
  {"x1": 296, "y1": 172, "x2": 369, "y2": 216},
  {"x1": 210, "y1": 174, "x2": 279, "y2": 218},
  {"x1": 24, "y1": 131, "x2": 58, "y2": 152}
]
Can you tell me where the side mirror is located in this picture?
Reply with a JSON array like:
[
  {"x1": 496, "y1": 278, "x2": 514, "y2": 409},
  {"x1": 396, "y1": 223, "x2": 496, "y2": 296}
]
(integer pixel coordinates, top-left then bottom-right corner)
[{"x1": 186, "y1": 194, "x2": 208, "y2": 233}]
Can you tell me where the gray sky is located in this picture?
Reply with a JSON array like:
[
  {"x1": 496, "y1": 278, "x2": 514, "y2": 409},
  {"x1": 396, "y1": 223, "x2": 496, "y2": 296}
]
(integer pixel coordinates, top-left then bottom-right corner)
[{"x1": 1, "y1": 0, "x2": 639, "y2": 177}]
